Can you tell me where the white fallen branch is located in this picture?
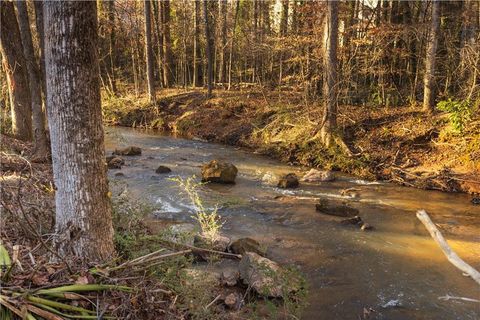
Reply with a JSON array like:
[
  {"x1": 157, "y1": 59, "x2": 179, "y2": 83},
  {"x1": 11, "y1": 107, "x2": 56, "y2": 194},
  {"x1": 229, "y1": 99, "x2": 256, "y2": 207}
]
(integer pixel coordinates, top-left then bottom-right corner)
[
  {"x1": 416, "y1": 210, "x2": 480, "y2": 286},
  {"x1": 438, "y1": 294, "x2": 480, "y2": 303}
]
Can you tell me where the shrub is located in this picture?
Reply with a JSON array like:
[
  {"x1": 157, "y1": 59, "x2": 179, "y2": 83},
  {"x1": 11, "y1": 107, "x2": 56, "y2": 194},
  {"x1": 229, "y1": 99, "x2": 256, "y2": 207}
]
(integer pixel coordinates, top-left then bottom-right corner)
[{"x1": 437, "y1": 99, "x2": 474, "y2": 133}]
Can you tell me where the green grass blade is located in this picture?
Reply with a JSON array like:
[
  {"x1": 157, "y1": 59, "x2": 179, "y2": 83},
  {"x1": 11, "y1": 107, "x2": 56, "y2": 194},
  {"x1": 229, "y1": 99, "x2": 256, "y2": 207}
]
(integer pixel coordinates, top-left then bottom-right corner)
[{"x1": 36, "y1": 284, "x2": 131, "y2": 295}]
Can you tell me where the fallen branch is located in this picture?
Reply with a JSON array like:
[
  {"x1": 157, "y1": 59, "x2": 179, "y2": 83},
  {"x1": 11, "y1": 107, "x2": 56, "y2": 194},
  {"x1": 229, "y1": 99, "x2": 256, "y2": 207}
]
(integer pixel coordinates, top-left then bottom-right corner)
[
  {"x1": 160, "y1": 239, "x2": 242, "y2": 259},
  {"x1": 438, "y1": 294, "x2": 480, "y2": 303},
  {"x1": 416, "y1": 210, "x2": 480, "y2": 286}
]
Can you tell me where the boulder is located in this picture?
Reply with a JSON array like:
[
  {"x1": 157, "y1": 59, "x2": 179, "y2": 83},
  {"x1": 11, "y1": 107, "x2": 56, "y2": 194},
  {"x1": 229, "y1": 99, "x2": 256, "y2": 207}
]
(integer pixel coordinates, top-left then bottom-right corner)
[
  {"x1": 155, "y1": 165, "x2": 172, "y2": 174},
  {"x1": 221, "y1": 269, "x2": 240, "y2": 287},
  {"x1": 340, "y1": 216, "x2": 363, "y2": 225},
  {"x1": 113, "y1": 146, "x2": 142, "y2": 156},
  {"x1": 223, "y1": 292, "x2": 242, "y2": 310},
  {"x1": 114, "y1": 172, "x2": 125, "y2": 177},
  {"x1": 194, "y1": 233, "x2": 231, "y2": 260},
  {"x1": 239, "y1": 252, "x2": 298, "y2": 298},
  {"x1": 201, "y1": 160, "x2": 238, "y2": 184},
  {"x1": 315, "y1": 199, "x2": 359, "y2": 217},
  {"x1": 302, "y1": 169, "x2": 335, "y2": 182},
  {"x1": 106, "y1": 156, "x2": 124, "y2": 169},
  {"x1": 278, "y1": 173, "x2": 299, "y2": 189},
  {"x1": 230, "y1": 238, "x2": 265, "y2": 256}
]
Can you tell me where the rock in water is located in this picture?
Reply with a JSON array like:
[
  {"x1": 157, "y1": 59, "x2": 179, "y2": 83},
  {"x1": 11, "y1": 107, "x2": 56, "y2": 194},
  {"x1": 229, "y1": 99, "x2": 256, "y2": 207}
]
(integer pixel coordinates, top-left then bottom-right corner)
[
  {"x1": 340, "y1": 216, "x2": 363, "y2": 225},
  {"x1": 360, "y1": 223, "x2": 374, "y2": 231},
  {"x1": 315, "y1": 199, "x2": 359, "y2": 217},
  {"x1": 471, "y1": 197, "x2": 480, "y2": 205},
  {"x1": 278, "y1": 173, "x2": 299, "y2": 188},
  {"x1": 201, "y1": 160, "x2": 238, "y2": 184},
  {"x1": 239, "y1": 252, "x2": 299, "y2": 298},
  {"x1": 302, "y1": 169, "x2": 336, "y2": 182},
  {"x1": 155, "y1": 165, "x2": 172, "y2": 174},
  {"x1": 106, "y1": 156, "x2": 124, "y2": 169},
  {"x1": 230, "y1": 238, "x2": 265, "y2": 256},
  {"x1": 113, "y1": 146, "x2": 142, "y2": 156}
]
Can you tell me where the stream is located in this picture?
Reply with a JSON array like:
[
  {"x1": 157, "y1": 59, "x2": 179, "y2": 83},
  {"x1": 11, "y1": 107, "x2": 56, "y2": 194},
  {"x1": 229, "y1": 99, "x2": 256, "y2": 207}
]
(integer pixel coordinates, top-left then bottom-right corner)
[{"x1": 105, "y1": 126, "x2": 480, "y2": 320}]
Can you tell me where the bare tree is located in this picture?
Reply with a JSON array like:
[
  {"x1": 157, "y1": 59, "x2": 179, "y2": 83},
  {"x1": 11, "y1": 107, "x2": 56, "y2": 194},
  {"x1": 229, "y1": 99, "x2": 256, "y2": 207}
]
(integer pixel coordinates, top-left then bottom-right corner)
[
  {"x1": 162, "y1": 0, "x2": 174, "y2": 87},
  {"x1": 44, "y1": 1, "x2": 115, "y2": 262},
  {"x1": 227, "y1": 0, "x2": 240, "y2": 90},
  {"x1": 320, "y1": 0, "x2": 338, "y2": 146},
  {"x1": 204, "y1": 0, "x2": 214, "y2": 97},
  {"x1": 144, "y1": 0, "x2": 156, "y2": 103},
  {"x1": 15, "y1": 0, "x2": 49, "y2": 159},
  {"x1": 0, "y1": 1, "x2": 32, "y2": 141},
  {"x1": 423, "y1": 0, "x2": 440, "y2": 112},
  {"x1": 193, "y1": 0, "x2": 203, "y2": 87}
]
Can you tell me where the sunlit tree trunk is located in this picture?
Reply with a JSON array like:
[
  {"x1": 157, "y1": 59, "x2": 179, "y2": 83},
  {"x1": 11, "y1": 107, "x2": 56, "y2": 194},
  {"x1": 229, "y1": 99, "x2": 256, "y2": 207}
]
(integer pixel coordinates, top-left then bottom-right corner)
[
  {"x1": 227, "y1": 0, "x2": 240, "y2": 90},
  {"x1": 144, "y1": 0, "x2": 156, "y2": 103},
  {"x1": 162, "y1": 0, "x2": 174, "y2": 87},
  {"x1": 204, "y1": 0, "x2": 214, "y2": 97},
  {"x1": 0, "y1": 1, "x2": 32, "y2": 141},
  {"x1": 320, "y1": 0, "x2": 338, "y2": 146},
  {"x1": 193, "y1": 0, "x2": 203, "y2": 87},
  {"x1": 423, "y1": 0, "x2": 440, "y2": 112},
  {"x1": 108, "y1": 0, "x2": 117, "y2": 94},
  {"x1": 44, "y1": 1, "x2": 114, "y2": 262},
  {"x1": 218, "y1": 0, "x2": 228, "y2": 84},
  {"x1": 15, "y1": 0, "x2": 49, "y2": 159}
]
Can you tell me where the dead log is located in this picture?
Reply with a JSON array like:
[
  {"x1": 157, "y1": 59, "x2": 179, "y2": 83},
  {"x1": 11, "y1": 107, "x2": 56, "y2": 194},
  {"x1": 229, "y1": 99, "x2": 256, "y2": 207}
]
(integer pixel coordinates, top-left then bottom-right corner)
[{"x1": 416, "y1": 210, "x2": 480, "y2": 286}]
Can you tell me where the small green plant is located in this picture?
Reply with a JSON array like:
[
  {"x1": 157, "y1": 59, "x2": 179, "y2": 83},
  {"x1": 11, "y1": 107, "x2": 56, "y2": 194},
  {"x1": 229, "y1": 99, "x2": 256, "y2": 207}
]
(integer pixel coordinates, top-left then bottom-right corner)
[
  {"x1": 171, "y1": 176, "x2": 223, "y2": 241},
  {"x1": 437, "y1": 99, "x2": 474, "y2": 133}
]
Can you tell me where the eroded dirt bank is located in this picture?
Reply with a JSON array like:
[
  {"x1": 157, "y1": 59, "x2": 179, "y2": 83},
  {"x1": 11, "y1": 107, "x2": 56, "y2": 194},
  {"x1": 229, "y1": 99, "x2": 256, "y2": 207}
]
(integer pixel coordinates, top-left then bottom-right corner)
[{"x1": 102, "y1": 89, "x2": 480, "y2": 194}]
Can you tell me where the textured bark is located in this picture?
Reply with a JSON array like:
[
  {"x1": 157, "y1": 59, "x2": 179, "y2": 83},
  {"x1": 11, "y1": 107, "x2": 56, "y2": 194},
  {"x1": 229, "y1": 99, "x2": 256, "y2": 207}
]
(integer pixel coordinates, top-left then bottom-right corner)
[
  {"x1": 15, "y1": 0, "x2": 49, "y2": 159},
  {"x1": 280, "y1": 0, "x2": 289, "y2": 36},
  {"x1": 320, "y1": 0, "x2": 338, "y2": 146},
  {"x1": 423, "y1": 0, "x2": 440, "y2": 112},
  {"x1": 144, "y1": 0, "x2": 156, "y2": 103},
  {"x1": 204, "y1": 0, "x2": 214, "y2": 97},
  {"x1": 162, "y1": 0, "x2": 174, "y2": 87},
  {"x1": 0, "y1": 1, "x2": 32, "y2": 140},
  {"x1": 44, "y1": 1, "x2": 115, "y2": 262},
  {"x1": 193, "y1": 0, "x2": 203, "y2": 87}
]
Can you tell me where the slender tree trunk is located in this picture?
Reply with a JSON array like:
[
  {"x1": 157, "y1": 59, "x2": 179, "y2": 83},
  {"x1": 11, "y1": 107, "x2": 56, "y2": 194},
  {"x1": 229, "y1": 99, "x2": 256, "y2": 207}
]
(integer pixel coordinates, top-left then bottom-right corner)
[
  {"x1": 193, "y1": 0, "x2": 203, "y2": 87},
  {"x1": 15, "y1": 0, "x2": 49, "y2": 159},
  {"x1": 33, "y1": 1, "x2": 47, "y2": 113},
  {"x1": 144, "y1": 0, "x2": 156, "y2": 103},
  {"x1": 204, "y1": 0, "x2": 214, "y2": 97},
  {"x1": 44, "y1": 1, "x2": 114, "y2": 262},
  {"x1": 162, "y1": 0, "x2": 174, "y2": 87},
  {"x1": 320, "y1": 0, "x2": 338, "y2": 146},
  {"x1": 153, "y1": 0, "x2": 163, "y2": 87},
  {"x1": 280, "y1": 0, "x2": 289, "y2": 36},
  {"x1": 227, "y1": 0, "x2": 240, "y2": 90},
  {"x1": 423, "y1": 0, "x2": 440, "y2": 112},
  {"x1": 108, "y1": 0, "x2": 117, "y2": 94},
  {"x1": 0, "y1": 1, "x2": 32, "y2": 141},
  {"x1": 218, "y1": 0, "x2": 228, "y2": 84}
]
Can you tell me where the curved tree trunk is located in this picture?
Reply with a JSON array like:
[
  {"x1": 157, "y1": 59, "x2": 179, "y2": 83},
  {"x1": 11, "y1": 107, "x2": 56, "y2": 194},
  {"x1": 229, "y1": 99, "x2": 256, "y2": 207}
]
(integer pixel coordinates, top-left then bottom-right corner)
[
  {"x1": 0, "y1": 1, "x2": 32, "y2": 141},
  {"x1": 144, "y1": 0, "x2": 156, "y2": 103},
  {"x1": 44, "y1": 1, "x2": 115, "y2": 262},
  {"x1": 15, "y1": 0, "x2": 49, "y2": 160},
  {"x1": 320, "y1": 0, "x2": 339, "y2": 147},
  {"x1": 423, "y1": 0, "x2": 440, "y2": 112}
]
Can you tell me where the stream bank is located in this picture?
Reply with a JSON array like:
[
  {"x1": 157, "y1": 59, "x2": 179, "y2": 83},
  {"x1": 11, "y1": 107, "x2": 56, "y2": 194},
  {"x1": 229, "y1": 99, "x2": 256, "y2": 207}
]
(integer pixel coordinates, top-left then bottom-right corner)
[{"x1": 102, "y1": 89, "x2": 480, "y2": 194}]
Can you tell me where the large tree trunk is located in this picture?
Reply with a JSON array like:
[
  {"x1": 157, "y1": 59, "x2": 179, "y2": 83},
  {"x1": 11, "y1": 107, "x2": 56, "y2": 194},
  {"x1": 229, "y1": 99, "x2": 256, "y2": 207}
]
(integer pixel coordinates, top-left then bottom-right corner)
[
  {"x1": 144, "y1": 0, "x2": 156, "y2": 103},
  {"x1": 193, "y1": 0, "x2": 203, "y2": 87},
  {"x1": 320, "y1": 0, "x2": 339, "y2": 146},
  {"x1": 204, "y1": 0, "x2": 214, "y2": 97},
  {"x1": 15, "y1": 0, "x2": 49, "y2": 160},
  {"x1": 0, "y1": 1, "x2": 32, "y2": 141},
  {"x1": 423, "y1": 0, "x2": 440, "y2": 112},
  {"x1": 44, "y1": 1, "x2": 115, "y2": 262},
  {"x1": 162, "y1": 0, "x2": 174, "y2": 87}
]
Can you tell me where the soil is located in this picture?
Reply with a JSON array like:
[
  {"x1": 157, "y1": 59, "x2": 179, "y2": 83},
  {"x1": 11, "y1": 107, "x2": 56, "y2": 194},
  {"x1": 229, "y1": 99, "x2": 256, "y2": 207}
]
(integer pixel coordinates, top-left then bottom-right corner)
[{"x1": 102, "y1": 88, "x2": 480, "y2": 194}]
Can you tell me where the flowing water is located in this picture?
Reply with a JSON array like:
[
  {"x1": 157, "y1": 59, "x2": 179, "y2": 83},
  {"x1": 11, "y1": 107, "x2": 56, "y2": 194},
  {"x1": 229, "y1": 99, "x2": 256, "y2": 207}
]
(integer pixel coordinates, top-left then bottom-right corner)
[{"x1": 105, "y1": 127, "x2": 480, "y2": 320}]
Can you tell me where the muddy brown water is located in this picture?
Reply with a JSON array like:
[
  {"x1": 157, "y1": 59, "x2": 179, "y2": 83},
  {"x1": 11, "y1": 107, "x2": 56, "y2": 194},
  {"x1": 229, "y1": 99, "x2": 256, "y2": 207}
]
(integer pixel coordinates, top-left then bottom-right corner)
[{"x1": 105, "y1": 127, "x2": 480, "y2": 320}]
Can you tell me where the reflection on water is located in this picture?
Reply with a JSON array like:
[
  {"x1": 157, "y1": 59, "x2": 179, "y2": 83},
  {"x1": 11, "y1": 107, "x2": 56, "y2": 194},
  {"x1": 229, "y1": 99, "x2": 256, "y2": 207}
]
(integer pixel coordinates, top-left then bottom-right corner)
[{"x1": 105, "y1": 127, "x2": 480, "y2": 320}]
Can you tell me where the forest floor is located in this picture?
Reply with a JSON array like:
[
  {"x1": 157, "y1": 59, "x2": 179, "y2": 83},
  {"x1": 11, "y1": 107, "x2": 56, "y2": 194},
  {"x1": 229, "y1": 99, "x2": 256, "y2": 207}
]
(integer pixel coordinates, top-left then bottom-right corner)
[{"x1": 103, "y1": 87, "x2": 480, "y2": 194}]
